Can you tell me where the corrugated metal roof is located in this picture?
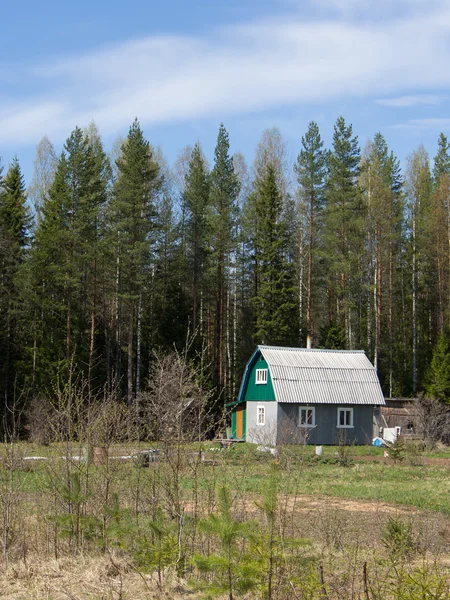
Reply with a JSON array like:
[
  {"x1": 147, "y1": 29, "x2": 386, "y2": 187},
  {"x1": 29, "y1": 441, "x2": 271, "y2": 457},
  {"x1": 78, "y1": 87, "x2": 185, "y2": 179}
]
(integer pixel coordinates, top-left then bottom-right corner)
[{"x1": 259, "y1": 346, "x2": 385, "y2": 405}]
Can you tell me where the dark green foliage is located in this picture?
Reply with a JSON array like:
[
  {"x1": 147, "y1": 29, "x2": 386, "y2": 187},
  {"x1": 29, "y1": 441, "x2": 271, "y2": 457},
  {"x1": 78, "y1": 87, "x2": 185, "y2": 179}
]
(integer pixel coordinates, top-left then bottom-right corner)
[
  {"x1": 193, "y1": 486, "x2": 261, "y2": 600},
  {"x1": 433, "y1": 132, "x2": 450, "y2": 184},
  {"x1": 252, "y1": 164, "x2": 298, "y2": 346},
  {"x1": 134, "y1": 506, "x2": 180, "y2": 589},
  {"x1": 0, "y1": 158, "x2": 31, "y2": 408},
  {"x1": 425, "y1": 329, "x2": 450, "y2": 402},
  {"x1": 388, "y1": 438, "x2": 405, "y2": 463},
  {"x1": 1, "y1": 158, "x2": 30, "y2": 253},
  {"x1": 209, "y1": 124, "x2": 240, "y2": 395},
  {"x1": 183, "y1": 143, "x2": 210, "y2": 333},
  {"x1": 324, "y1": 116, "x2": 362, "y2": 345},
  {"x1": 5, "y1": 115, "x2": 450, "y2": 415},
  {"x1": 381, "y1": 517, "x2": 415, "y2": 559},
  {"x1": 295, "y1": 121, "x2": 327, "y2": 344},
  {"x1": 28, "y1": 127, "x2": 110, "y2": 391},
  {"x1": 319, "y1": 322, "x2": 346, "y2": 349},
  {"x1": 109, "y1": 119, "x2": 159, "y2": 402}
]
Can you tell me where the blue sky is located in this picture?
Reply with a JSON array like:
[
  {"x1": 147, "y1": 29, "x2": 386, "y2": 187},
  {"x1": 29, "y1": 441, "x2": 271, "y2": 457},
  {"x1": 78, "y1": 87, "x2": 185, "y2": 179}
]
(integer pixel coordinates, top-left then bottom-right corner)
[{"x1": 2, "y1": 0, "x2": 450, "y2": 185}]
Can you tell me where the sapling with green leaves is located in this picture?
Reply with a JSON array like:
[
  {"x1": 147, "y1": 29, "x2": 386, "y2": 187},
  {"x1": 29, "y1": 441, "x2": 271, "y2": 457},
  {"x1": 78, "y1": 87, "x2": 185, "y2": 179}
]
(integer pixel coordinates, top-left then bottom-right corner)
[
  {"x1": 51, "y1": 471, "x2": 90, "y2": 553},
  {"x1": 133, "y1": 506, "x2": 180, "y2": 591},
  {"x1": 255, "y1": 462, "x2": 312, "y2": 599},
  {"x1": 193, "y1": 485, "x2": 261, "y2": 600}
]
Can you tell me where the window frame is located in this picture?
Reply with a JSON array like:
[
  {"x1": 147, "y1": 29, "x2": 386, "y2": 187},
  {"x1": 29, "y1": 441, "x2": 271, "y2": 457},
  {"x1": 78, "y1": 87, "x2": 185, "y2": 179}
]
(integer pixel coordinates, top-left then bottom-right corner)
[
  {"x1": 337, "y1": 407, "x2": 354, "y2": 428},
  {"x1": 257, "y1": 405, "x2": 265, "y2": 426},
  {"x1": 298, "y1": 406, "x2": 316, "y2": 428},
  {"x1": 255, "y1": 368, "x2": 268, "y2": 385}
]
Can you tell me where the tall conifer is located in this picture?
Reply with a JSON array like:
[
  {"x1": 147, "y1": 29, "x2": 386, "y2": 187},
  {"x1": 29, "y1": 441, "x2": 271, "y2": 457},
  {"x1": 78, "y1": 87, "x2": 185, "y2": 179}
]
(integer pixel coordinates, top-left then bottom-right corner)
[
  {"x1": 209, "y1": 124, "x2": 239, "y2": 397},
  {"x1": 295, "y1": 121, "x2": 327, "y2": 346},
  {"x1": 324, "y1": 116, "x2": 362, "y2": 347},
  {"x1": 253, "y1": 164, "x2": 297, "y2": 346},
  {"x1": 110, "y1": 119, "x2": 159, "y2": 406}
]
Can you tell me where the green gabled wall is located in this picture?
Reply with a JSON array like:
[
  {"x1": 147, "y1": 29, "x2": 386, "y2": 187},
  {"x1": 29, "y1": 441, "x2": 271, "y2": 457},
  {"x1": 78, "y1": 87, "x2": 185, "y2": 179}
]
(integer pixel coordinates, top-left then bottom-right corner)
[{"x1": 243, "y1": 356, "x2": 276, "y2": 402}]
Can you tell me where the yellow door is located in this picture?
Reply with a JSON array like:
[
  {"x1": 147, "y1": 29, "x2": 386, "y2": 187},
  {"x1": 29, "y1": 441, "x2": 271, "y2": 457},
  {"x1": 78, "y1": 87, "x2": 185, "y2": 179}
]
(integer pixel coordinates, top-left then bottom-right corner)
[{"x1": 236, "y1": 406, "x2": 243, "y2": 439}]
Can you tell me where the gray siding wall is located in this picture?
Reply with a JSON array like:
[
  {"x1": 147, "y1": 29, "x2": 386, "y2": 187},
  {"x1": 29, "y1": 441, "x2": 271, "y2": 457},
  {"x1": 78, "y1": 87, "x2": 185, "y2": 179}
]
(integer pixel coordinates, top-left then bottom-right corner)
[
  {"x1": 246, "y1": 401, "x2": 278, "y2": 445},
  {"x1": 277, "y1": 404, "x2": 375, "y2": 445}
]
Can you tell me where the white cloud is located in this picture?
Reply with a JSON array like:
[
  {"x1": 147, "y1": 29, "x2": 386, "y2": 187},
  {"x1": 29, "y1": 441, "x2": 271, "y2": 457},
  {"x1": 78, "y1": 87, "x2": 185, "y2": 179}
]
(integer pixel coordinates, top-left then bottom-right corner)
[
  {"x1": 305, "y1": 0, "x2": 441, "y2": 18},
  {"x1": 376, "y1": 95, "x2": 445, "y2": 108},
  {"x1": 392, "y1": 118, "x2": 450, "y2": 130},
  {"x1": 0, "y1": 0, "x2": 450, "y2": 145}
]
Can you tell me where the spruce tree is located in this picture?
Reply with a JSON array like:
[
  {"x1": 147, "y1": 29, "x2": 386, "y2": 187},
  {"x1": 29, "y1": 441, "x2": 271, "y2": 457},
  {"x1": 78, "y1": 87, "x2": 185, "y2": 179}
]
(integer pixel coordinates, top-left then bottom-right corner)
[
  {"x1": 253, "y1": 164, "x2": 297, "y2": 346},
  {"x1": 28, "y1": 127, "x2": 110, "y2": 392},
  {"x1": 426, "y1": 330, "x2": 450, "y2": 402},
  {"x1": 0, "y1": 158, "x2": 31, "y2": 406}
]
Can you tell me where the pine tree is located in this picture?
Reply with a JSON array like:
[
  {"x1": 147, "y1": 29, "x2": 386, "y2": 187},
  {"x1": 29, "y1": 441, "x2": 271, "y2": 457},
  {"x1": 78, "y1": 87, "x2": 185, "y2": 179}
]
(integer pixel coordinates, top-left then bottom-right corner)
[
  {"x1": 193, "y1": 486, "x2": 261, "y2": 600},
  {"x1": 295, "y1": 121, "x2": 327, "y2": 346},
  {"x1": 209, "y1": 124, "x2": 239, "y2": 398},
  {"x1": 324, "y1": 116, "x2": 362, "y2": 348},
  {"x1": 183, "y1": 143, "x2": 210, "y2": 334},
  {"x1": 433, "y1": 133, "x2": 450, "y2": 185},
  {"x1": 109, "y1": 119, "x2": 159, "y2": 406}
]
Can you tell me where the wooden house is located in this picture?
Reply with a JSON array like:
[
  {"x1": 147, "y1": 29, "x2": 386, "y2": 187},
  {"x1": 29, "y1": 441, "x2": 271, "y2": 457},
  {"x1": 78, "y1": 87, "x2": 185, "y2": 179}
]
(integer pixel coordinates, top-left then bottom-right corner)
[{"x1": 231, "y1": 345, "x2": 385, "y2": 445}]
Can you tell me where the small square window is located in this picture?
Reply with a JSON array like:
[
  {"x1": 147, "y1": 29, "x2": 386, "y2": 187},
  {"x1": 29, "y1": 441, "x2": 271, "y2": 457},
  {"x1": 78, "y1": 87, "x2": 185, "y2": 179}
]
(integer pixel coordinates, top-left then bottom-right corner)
[
  {"x1": 256, "y1": 369, "x2": 268, "y2": 385},
  {"x1": 337, "y1": 407, "x2": 354, "y2": 428},
  {"x1": 299, "y1": 406, "x2": 315, "y2": 428},
  {"x1": 257, "y1": 406, "x2": 265, "y2": 425}
]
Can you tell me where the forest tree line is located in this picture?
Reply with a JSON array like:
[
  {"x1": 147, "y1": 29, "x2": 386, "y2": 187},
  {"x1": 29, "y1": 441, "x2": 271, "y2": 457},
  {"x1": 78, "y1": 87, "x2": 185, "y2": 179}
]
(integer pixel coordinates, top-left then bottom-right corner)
[{"x1": 0, "y1": 116, "x2": 449, "y2": 418}]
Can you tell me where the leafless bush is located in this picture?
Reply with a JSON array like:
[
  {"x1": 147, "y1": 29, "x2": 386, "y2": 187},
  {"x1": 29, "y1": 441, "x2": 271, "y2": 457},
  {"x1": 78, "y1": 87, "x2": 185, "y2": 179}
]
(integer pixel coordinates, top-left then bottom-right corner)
[
  {"x1": 416, "y1": 397, "x2": 450, "y2": 449},
  {"x1": 85, "y1": 393, "x2": 130, "y2": 449},
  {"x1": 277, "y1": 415, "x2": 312, "y2": 445},
  {"x1": 247, "y1": 419, "x2": 278, "y2": 447},
  {"x1": 26, "y1": 396, "x2": 55, "y2": 445},
  {"x1": 142, "y1": 349, "x2": 214, "y2": 443}
]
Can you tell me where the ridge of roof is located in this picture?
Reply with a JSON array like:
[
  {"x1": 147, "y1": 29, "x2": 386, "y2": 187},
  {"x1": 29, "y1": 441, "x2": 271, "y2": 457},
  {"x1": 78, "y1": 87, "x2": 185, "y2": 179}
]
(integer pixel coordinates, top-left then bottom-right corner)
[{"x1": 258, "y1": 345, "x2": 365, "y2": 353}]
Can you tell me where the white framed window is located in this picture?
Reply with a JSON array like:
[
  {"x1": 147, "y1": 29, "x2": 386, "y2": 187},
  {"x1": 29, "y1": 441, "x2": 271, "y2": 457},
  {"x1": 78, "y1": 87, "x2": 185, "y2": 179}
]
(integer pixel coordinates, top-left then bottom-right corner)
[
  {"x1": 299, "y1": 406, "x2": 315, "y2": 428},
  {"x1": 257, "y1": 405, "x2": 265, "y2": 425},
  {"x1": 337, "y1": 407, "x2": 354, "y2": 428},
  {"x1": 256, "y1": 369, "x2": 268, "y2": 385}
]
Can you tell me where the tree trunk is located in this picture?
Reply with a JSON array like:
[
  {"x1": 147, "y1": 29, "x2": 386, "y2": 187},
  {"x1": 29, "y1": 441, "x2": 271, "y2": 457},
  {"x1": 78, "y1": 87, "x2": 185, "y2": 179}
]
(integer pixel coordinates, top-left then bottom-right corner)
[{"x1": 127, "y1": 304, "x2": 134, "y2": 408}]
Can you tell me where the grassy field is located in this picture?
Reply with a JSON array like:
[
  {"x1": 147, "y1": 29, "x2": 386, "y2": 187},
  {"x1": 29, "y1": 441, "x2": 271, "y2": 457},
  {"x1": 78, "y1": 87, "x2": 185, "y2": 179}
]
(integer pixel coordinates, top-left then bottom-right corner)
[{"x1": 0, "y1": 440, "x2": 449, "y2": 598}]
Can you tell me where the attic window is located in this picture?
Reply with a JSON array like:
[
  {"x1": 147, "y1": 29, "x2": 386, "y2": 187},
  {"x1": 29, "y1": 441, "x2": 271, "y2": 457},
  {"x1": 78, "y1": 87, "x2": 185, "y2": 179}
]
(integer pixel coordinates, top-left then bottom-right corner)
[{"x1": 256, "y1": 369, "x2": 268, "y2": 385}]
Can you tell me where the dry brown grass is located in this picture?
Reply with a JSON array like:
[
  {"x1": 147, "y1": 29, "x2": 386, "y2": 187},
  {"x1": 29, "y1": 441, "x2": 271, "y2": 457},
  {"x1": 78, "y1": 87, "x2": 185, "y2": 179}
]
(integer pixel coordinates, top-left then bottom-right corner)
[{"x1": 0, "y1": 554, "x2": 199, "y2": 599}]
